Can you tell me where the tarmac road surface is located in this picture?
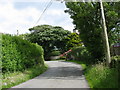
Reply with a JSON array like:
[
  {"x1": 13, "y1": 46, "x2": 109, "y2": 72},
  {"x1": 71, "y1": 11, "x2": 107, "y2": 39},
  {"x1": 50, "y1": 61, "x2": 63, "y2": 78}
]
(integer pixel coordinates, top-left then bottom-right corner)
[{"x1": 12, "y1": 60, "x2": 89, "y2": 88}]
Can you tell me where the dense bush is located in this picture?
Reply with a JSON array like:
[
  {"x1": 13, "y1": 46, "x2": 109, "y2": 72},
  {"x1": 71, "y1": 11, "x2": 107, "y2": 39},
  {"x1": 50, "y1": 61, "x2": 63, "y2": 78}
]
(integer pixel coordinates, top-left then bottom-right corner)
[
  {"x1": 66, "y1": 46, "x2": 91, "y2": 63},
  {"x1": 110, "y1": 55, "x2": 120, "y2": 68},
  {"x1": 2, "y1": 34, "x2": 45, "y2": 73},
  {"x1": 50, "y1": 50, "x2": 61, "y2": 56}
]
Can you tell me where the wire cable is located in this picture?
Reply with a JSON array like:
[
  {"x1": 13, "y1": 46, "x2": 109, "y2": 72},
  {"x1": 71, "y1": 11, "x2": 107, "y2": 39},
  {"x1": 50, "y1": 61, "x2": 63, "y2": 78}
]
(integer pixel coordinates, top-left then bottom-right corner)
[{"x1": 35, "y1": 0, "x2": 53, "y2": 26}]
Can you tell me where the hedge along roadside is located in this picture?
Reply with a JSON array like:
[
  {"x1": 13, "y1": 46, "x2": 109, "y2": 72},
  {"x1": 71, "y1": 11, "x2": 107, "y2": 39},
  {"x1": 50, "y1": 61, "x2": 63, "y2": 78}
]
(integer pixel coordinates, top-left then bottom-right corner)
[
  {"x1": 66, "y1": 46, "x2": 91, "y2": 64},
  {"x1": 2, "y1": 34, "x2": 45, "y2": 73}
]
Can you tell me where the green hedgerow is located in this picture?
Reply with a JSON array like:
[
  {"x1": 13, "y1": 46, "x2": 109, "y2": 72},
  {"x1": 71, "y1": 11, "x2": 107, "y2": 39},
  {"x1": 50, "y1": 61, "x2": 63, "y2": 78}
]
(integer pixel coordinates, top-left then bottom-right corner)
[{"x1": 2, "y1": 34, "x2": 45, "y2": 73}]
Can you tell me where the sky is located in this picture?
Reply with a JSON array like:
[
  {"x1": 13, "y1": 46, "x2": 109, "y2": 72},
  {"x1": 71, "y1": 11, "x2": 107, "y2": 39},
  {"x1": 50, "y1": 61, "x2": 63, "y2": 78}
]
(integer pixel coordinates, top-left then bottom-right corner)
[{"x1": 0, "y1": 0, "x2": 75, "y2": 35}]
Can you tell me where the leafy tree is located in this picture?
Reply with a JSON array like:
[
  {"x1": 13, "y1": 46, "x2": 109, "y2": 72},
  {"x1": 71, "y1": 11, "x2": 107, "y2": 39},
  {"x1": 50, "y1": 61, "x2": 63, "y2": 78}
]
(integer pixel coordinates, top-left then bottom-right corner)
[
  {"x1": 18, "y1": 33, "x2": 29, "y2": 40},
  {"x1": 28, "y1": 25, "x2": 71, "y2": 58},
  {"x1": 63, "y1": 33, "x2": 83, "y2": 51},
  {"x1": 65, "y1": 2, "x2": 119, "y2": 62},
  {"x1": 103, "y1": 2, "x2": 120, "y2": 45}
]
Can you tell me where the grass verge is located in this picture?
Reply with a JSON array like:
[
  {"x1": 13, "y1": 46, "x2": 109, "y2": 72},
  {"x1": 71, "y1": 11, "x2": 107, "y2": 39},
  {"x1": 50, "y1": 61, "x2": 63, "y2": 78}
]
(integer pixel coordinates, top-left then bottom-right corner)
[
  {"x1": 66, "y1": 60, "x2": 87, "y2": 70},
  {"x1": 67, "y1": 60, "x2": 119, "y2": 88},
  {"x1": 2, "y1": 64, "x2": 48, "y2": 88}
]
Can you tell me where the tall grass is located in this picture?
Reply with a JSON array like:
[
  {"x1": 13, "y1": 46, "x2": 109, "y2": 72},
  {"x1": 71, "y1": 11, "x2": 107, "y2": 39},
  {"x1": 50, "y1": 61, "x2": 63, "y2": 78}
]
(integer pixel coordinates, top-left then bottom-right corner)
[
  {"x1": 85, "y1": 63, "x2": 118, "y2": 88},
  {"x1": 67, "y1": 60, "x2": 119, "y2": 88},
  {"x1": 2, "y1": 65, "x2": 48, "y2": 88},
  {"x1": 66, "y1": 46, "x2": 119, "y2": 88}
]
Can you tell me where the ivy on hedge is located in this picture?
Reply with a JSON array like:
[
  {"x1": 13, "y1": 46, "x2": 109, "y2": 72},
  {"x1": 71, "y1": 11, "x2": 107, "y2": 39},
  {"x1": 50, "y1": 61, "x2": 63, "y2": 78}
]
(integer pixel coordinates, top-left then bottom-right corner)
[{"x1": 2, "y1": 34, "x2": 44, "y2": 73}]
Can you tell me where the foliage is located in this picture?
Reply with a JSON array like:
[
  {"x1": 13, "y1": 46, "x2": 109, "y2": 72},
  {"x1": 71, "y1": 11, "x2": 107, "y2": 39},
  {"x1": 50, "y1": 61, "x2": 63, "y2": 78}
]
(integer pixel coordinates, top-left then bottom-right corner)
[
  {"x1": 28, "y1": 25, "x2": 71, "y2": 59},
  {"x1": 110, "y1": 55, "x2": 120, "y2": 68},
  {"x1": 111, "y1": 55, "x2": 120, "y2": 61},
  {"x1": 85, "y1": 63, "x2": 118, "y2": 88},
  {"x1": 2, "y1": 65, "x2": 48, "y2": 88},
  {"x1": 65, "y1": 2, "x2": 119, "y2": 62},
  {"x1": 59, "y1": 56, "x2": 66, "y2": 60},
  {"x1": 66, "y1": 46, "x2": 91, "y2": 63},
  {"x1": 67, "y1": 60, "x2": 118, "y2": 88},
  {"x1": 2, "y1": 34, "x2": 45, "y2": 73},
  {"x1": 18, "y1": 33, "x2": 29, "y2": 40},
  {"x1": 63, "y1": 33, "x2": 82, "y2": 51},
  {"x1": 50, "y1": 50, "x2": 61, "y2": 56},
  {"x1": 104, "y1": 2, "x2": 120, "y2": 45}
]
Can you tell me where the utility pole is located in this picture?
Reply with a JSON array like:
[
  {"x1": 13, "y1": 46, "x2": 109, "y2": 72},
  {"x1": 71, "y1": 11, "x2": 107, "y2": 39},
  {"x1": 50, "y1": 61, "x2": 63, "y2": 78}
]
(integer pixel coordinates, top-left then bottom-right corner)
[{"x1": 100, "y1": 0, "x2": 111, "y2": 66}]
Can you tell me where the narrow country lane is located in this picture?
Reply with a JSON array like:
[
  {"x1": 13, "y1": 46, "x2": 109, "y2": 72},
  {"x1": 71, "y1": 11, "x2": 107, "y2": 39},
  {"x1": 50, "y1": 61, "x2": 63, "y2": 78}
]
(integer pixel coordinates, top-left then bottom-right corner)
[{"x1": 12, "y1": 60, "x2": 89, "y2": 88}]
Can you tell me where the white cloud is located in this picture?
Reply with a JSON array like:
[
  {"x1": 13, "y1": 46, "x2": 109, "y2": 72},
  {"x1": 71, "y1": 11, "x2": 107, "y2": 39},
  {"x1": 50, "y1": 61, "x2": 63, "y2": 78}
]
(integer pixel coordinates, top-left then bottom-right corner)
[
  {"x1": 46, "y1": 9, "x2": 64, "y2": 16},
  {"x1": 0, "y1": 1, "x2": 74, "y2": 34},
  {"x1": 0, "y1": 2, "x2": 41, "y2": 34},
  {"x1": 38, "y1": 8, "x2": 74, "y2": 32}
]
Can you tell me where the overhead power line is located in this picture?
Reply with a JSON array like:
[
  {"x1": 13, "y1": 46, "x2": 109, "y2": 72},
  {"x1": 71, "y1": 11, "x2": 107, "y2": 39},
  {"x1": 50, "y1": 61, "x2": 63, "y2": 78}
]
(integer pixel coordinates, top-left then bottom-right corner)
[{"x1": 35, "y1": 0, "x2": 53, "y2": 26}]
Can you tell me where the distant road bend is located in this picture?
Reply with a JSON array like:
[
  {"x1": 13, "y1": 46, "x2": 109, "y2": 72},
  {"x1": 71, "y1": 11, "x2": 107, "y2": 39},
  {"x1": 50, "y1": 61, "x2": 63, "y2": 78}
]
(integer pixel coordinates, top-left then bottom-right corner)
[{"x1": 12, "y1": 60, "x2": 89, "y2": 88}]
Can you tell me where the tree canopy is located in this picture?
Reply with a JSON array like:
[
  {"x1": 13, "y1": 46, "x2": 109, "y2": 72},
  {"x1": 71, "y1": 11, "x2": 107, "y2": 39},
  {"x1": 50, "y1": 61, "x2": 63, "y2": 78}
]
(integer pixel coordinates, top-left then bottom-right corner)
[
  {"x1": 65, "y1": 2, "x2": 119, "y2": 62},
  {"x1": 63, "y1": 33, "x2": 83, "y2": 51},
  {"x1": 28, "y1": 25, "x2": 71, "y2": 59}
]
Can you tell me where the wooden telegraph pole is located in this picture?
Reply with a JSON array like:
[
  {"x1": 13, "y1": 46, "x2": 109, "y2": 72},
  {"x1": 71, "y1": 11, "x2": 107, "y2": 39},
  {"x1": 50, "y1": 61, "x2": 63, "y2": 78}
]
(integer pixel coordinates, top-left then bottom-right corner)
[{"x1": 100, "y1": 0, "x2": 111, "y2": 66}]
